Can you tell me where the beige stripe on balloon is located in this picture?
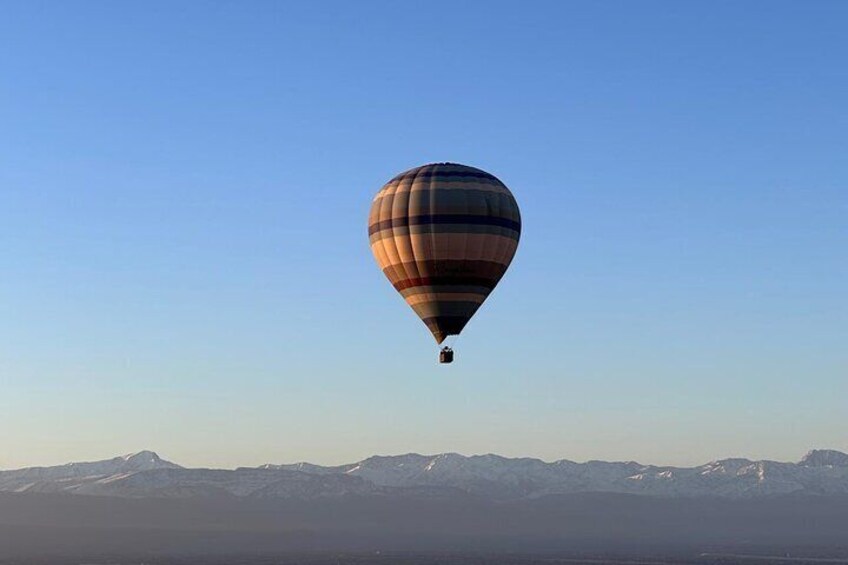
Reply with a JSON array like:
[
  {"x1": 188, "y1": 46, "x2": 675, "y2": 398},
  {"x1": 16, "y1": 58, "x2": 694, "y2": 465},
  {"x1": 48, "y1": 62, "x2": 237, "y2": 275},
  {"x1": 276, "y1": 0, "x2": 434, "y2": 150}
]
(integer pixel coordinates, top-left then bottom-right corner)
[
  {"x1": 404, "y1": 293, "x2": 487, "y2": 306},
  {"x1": 370, "y1": 234, "x2": 517, "y2": 266},
  {"x1": 373, "y1": 181, "x2": 510, "y2": 202}
]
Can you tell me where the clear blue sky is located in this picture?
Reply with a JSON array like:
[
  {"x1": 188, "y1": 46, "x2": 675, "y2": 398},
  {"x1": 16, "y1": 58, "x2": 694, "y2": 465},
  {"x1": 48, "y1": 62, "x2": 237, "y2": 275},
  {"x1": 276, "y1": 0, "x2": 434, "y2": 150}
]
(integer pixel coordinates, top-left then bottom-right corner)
[{"x1": 1, "y1": 1, "x2": 845, "y2": 470}]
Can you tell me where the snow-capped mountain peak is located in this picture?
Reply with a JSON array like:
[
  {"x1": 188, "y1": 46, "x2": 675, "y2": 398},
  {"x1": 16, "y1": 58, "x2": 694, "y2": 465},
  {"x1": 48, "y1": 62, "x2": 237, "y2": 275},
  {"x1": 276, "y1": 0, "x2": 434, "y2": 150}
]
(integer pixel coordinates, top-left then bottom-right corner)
[
  {"x1": 0, "y1": 450, "x2": 182, "y2": 494},
  {"x1": 118, "y1": 450, "x2": 181, "y2": 470},
  {"x1": 800, "y1": 449, "x2": 848, "y2": 468}
]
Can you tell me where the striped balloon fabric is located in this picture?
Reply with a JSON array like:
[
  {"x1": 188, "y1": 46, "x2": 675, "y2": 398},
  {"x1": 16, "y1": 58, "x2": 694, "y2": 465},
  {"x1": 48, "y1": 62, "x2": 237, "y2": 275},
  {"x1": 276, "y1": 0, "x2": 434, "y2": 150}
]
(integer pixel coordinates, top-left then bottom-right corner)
[{"x1": 368, "y1": 163, "x2": 521, "y2": 344}]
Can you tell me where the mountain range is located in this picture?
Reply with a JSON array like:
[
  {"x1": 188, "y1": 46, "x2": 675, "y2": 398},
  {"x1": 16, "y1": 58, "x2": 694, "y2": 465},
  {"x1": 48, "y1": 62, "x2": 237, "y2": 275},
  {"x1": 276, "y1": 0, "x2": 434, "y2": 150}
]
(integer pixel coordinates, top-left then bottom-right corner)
[{"x1": 3, "y1": 448, "x2": 847, "y2": 500}]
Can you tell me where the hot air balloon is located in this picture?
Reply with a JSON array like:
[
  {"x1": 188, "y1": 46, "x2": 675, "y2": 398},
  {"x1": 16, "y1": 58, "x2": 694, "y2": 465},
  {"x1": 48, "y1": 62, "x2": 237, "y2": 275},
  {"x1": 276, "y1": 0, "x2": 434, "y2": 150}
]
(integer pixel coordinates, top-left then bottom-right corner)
[{"x1": 368, "y1": 163, "x2": 521, "y2": 363}]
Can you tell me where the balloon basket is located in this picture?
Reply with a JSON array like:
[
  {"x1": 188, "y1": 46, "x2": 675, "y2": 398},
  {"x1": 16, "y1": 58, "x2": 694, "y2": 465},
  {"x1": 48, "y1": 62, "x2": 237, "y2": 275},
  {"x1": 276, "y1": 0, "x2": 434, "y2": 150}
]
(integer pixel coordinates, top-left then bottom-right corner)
[{"x1": 439, "y1": 347, "x2": 454, "y2": 364}]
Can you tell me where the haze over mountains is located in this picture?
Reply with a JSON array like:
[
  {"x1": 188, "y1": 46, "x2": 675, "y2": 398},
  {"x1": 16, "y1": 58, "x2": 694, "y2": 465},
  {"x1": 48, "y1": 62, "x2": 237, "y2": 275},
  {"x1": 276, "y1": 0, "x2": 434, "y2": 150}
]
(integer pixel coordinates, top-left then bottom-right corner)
[{"x1": 2, "y1": 448, "x2": 847, "y2": 500}]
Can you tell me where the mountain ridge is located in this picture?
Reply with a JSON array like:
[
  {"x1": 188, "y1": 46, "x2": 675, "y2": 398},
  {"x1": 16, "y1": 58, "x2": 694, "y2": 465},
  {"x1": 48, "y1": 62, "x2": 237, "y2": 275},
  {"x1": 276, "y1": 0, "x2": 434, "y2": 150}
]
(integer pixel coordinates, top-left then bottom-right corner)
[{"x1": 2, "y1": 448, "x2": 847, "y2": 501}]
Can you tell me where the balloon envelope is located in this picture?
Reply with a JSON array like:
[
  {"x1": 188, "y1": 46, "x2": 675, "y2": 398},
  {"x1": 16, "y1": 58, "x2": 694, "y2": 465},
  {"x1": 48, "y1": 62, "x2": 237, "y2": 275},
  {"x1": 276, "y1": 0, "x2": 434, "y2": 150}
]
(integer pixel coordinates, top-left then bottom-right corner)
[{"x1": 368, "y1": 163, "x2": 521, "y2": 343}]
